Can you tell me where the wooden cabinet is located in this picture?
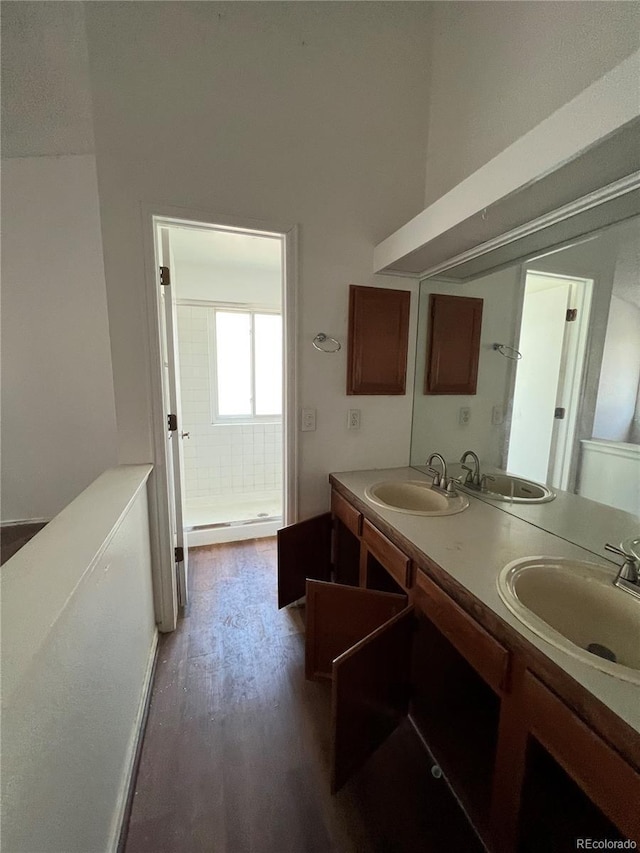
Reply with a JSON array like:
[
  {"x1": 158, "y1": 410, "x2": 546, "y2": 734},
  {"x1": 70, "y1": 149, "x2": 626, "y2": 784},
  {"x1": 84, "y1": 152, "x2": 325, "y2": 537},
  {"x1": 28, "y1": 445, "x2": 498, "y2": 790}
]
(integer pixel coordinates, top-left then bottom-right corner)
[
  {"x1": 347, "y1": 285, "x2": 411, "y2": 395},
  {"x1": 276, "y1": 512, "x2": 332, "y2": 608},
  {"x1": 411, "y1": 571, "x2": 505, "y2": 840},
  {"x1": 425, "y1": 293, "x2": 483, "y2": 394},
  {"x1": 415, "y1": 572, "x2": 508, "y2": 695},
  {"x1": 361, "y1": 519, "x2": 411, "y2": 591},
  {"x1": 277, "y1": 487, "x2": 640, "y2": 850},
  {"x1": 305, "y1": 580, "x2": 414, "y2": 792}
]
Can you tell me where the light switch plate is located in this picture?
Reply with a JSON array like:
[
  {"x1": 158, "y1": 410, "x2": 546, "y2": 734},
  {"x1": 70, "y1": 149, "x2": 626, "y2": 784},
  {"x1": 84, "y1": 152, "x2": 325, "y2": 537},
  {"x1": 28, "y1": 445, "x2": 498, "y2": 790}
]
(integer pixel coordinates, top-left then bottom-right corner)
[
  {"x1": 301, "y1": 407, "x2": 316, "y2": 432},
  {"x1": 459, "y1": 407, "x2": 471, "y2": 426},
  {"x1": 347, "y1": 409, "x2": 361, "y2": 430}
]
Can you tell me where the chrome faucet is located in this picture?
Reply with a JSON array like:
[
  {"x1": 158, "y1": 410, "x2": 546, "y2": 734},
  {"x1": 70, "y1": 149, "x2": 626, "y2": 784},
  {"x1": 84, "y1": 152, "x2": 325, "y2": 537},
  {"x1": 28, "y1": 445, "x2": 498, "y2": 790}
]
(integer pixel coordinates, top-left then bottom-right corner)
[
  {"x1": 459, "y1": 450, "x2": 481, "y2": 488},
  {"x1": 426, "y1": 453, "x2": 447, "y2": 486},
  {"x1": 426, "y1": 453, "x2": 458, "y2": 495},
  {"x1": 605, "y1": 542, "x2": 640, "y2": 601}
]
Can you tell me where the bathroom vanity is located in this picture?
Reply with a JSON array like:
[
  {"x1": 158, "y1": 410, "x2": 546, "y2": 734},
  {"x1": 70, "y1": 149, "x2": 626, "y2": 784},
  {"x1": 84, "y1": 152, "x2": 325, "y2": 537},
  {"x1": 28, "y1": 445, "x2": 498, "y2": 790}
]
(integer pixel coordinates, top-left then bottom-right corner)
[{"x1": 277, "y1": 468, "x2": 640, "y2": 852}]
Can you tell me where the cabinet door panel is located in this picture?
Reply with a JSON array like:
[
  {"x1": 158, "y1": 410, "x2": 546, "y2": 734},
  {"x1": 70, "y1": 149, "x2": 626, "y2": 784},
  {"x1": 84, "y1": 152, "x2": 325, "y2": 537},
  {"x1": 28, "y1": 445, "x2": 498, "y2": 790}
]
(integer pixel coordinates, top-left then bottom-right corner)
[
  {"x1": 425, "y1": 293, "x2": 483, "y2": 394},
  {"x1": 347, "y1": 285, "x2": 411, "y2": 395},
  {"x1": 362, "y1": 518, "x2": 411, "y2": 589},
  {"x1": 331, "y1": 606, "x2": 414, "y2": 792},
  {"x1": 277, "y1": 513, "x2": 332, "y2": 608},
  {"x1": 331, "y1": 489, "x2": 362, "y2": 537},
  {"x1": 305, "y1": 580, "x2": 407, "y2": 681}
]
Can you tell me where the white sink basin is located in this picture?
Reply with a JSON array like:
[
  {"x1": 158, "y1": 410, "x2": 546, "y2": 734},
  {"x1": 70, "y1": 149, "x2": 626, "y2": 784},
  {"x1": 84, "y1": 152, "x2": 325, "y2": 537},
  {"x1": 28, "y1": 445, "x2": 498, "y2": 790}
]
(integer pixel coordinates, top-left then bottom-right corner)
[
  {"x1": 464, "y1": 473, "x2": 555, "y2": 503},
  {"x1": 498, "y1": 556, "x2": 640, "y2": 684},
  {"x1": 364, "y1": 481, "x2": 469, "y2": 517}
]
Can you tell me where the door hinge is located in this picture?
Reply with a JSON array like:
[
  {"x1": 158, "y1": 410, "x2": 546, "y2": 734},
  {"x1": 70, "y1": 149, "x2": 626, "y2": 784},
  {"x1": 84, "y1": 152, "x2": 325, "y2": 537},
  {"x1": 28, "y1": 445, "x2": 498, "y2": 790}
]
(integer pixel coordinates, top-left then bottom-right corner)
[
  {"x1": 175, "y1": 546, "x2": 184, "y2": 563},
  {"x1": 159, "y1": 265, "x2": 171, "y2": 286},
  {"x1": 566, "y1": 308, "x2": 578, "y2": 322},
  {"x1": 167, "y1": 413, "x2": 178, "y2": 432},
  {"x1": 554, "y1": 407, "x2": 566, "y2": 419}
]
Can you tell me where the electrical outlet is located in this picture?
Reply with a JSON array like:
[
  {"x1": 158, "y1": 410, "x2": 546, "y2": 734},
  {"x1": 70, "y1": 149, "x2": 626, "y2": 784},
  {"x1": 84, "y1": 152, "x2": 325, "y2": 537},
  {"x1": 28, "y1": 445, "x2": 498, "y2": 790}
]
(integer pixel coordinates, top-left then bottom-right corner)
[
  {"x1": 459, "y1": 407, "x2": 471, "y2": 426},
  {"x1": 347, "y1": 409, "x2": 361, "y2": 430},
  {"x1": 492, "y1": 405, "x2": 504, "y2": 425},
  {"x1": 301, "y1": 407, "x2": 316, "y2": 432}
]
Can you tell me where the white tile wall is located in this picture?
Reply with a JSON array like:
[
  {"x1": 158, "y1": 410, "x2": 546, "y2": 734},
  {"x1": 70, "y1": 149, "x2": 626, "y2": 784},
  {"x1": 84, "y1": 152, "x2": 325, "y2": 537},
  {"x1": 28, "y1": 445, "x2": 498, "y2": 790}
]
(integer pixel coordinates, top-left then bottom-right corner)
[{"x1": 177, "y1": 305, "x2": 283, "y2": 504}]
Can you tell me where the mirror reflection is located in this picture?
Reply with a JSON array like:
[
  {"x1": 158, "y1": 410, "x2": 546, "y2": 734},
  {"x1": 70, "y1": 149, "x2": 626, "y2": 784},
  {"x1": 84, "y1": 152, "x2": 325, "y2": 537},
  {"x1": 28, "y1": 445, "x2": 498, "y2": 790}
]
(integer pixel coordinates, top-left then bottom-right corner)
[{"x1": 410, "y1": 213, "x2": 640, "y2": 528}]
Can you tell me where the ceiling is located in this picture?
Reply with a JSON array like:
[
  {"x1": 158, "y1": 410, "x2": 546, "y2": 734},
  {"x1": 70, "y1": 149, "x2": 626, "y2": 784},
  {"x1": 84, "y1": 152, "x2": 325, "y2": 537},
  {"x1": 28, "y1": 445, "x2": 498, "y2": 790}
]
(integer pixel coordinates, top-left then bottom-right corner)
[{"x1": 169, "y1": 226, "x2": 282, "y2": 273}]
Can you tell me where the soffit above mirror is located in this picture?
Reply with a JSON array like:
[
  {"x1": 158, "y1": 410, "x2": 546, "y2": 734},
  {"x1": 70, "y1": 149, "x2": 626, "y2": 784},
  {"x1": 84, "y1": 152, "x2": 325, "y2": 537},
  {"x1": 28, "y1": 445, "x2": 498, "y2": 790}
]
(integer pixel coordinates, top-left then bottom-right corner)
[{"x1": 374, "y1": 50, "x2": 640, "y2": 282}]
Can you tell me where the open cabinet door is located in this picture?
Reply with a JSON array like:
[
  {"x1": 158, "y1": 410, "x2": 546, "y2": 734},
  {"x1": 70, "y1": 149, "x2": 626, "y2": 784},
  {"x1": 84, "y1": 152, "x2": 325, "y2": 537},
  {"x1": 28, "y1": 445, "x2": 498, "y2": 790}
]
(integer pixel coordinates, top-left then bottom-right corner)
[
  {"x1": 331, "y1": 605, "x2": 414, "y2": 793},
  {"x1": 305, "y1": 580, "x2": 407, "y2": 680},
  {"x1": 277, "y1": 513, "x2": 332, "y2": 608}
]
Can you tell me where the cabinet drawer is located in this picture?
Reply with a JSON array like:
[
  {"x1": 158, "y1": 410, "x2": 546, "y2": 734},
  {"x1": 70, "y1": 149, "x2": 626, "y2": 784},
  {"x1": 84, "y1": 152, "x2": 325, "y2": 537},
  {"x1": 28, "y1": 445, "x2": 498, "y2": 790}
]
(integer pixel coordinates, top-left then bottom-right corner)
[
  {"x1": 331, "y1": 490, "x2": 362, "y2": 537},
  {"x1": 362, "y1": 519, "x2": 411, "y2": 589},
  {"x1": 523, "y1": 671, "x2": 640, "y2": 842},
  {"x1": 415, "y1": 572, "x2": 509, "y2": 694}
]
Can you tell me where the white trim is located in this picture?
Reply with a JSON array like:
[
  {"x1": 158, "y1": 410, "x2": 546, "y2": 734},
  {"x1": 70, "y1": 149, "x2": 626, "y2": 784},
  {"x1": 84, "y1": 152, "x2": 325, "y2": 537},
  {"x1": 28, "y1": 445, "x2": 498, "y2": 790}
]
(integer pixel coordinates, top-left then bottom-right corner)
[
  {"x1": 417, "y1": 172, "x2": 640, "y2": 281},
  {"x1": 580, "y1": 439, "x2": 640, "y2": 461},
  {"x1": 177, "y1": 297, "x2": 277, "y2": 311},
  {"x1": 186, "y1": 520, "x2": 281, "y2": 547},
  {"x1": 283, "y1": 224, "x2": 299, "y2": 526},
  {"x1": 108, "y1": 629, "x2": 158, "y2": 852},
  {"x1": 141, "y1": 203, "x2": 298, "y2": 628},
  {"x1": 374, "y1": 48, "x2": 640, "y2": 275}
]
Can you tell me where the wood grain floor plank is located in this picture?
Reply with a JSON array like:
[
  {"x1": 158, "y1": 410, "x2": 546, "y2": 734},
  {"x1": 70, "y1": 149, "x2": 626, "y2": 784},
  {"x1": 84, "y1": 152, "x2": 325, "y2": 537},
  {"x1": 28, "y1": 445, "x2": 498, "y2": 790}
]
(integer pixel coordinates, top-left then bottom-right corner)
[{"x1": 125, "y1": 537, "x2": 482, "y2": 853}]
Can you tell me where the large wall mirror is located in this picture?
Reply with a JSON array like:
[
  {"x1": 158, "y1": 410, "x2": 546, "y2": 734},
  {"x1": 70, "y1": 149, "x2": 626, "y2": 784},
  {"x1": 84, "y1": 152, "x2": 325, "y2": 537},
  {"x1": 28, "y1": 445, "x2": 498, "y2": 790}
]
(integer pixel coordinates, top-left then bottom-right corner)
[{"x1": 410, "y1": 212, "x2": 640, "y2": 553}]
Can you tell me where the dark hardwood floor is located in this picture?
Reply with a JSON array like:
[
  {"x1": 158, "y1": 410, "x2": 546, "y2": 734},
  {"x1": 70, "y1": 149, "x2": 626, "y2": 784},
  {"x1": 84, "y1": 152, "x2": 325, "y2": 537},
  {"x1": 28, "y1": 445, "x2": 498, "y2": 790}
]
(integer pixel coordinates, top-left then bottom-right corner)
[
  {"x1": 125, "y1": 538, "x2": 484, "y2": 853},
  {"x1": 1, "y1": 522, "x2": 47, "y2": 565}
]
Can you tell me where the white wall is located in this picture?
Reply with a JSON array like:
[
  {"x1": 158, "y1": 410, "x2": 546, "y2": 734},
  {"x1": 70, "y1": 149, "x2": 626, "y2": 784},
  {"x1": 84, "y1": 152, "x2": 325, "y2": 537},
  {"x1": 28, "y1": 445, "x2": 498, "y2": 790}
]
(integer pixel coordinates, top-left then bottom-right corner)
[
  {"x1": 578, "y1": 440, "x2": 640, "y2": 514},
  {"x1": 1, "y1": 1, "x2": 95, "y2": 157},
  {"x1": 1, "y1": 466, "x2": 157, "y2": 853},
  {"x1": 424, "y1": 2, "x2": 640, "y2": 205},
  {"x1": 84, "y1": 2, "x2": 431, "y2": 516},
  {"x1": 171, "y1": 225, "x2": 282, "y2": 306},
  {"x1": 1, "y1": 155, "x2": 118, "y2": 521},
  {"x1": 174, "y1": 262, "x2": 281, "y2": 307},
  {"x1": 593, "y1": 296, "x2": 640, "y2": 441},
  {"x1": 410, "y1": 266, "x2": 521, "y2": 470}
]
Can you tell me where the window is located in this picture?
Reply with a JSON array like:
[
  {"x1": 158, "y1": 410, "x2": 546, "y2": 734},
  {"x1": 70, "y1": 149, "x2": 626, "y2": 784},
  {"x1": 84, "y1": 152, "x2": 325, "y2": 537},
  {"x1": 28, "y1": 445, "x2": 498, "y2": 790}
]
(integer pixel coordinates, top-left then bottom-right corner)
[{"x1": 211, "y1": 308, "x2": 282, "y2": 421}]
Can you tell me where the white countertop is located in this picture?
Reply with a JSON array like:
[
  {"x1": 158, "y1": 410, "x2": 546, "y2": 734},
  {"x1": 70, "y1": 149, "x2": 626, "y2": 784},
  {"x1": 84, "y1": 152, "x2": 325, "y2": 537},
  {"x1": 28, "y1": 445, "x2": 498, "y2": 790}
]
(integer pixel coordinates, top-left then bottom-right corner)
[
  {"x1": 330, "y1": 467, "x2": 640, "y2": 735},
  {"x1": 412, "y1": 461, "x2": 639, "y2": 562}
]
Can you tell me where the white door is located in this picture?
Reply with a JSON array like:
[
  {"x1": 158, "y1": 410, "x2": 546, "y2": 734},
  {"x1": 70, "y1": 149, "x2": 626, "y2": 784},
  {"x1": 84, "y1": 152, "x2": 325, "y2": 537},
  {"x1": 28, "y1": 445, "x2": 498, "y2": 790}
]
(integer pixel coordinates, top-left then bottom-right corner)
[
  {"x1": 158, "y1": 227, "x2": 189, "y2": 608},
  {"x1": 507, "y1": 280, "x2": 570, "y2": 483}
]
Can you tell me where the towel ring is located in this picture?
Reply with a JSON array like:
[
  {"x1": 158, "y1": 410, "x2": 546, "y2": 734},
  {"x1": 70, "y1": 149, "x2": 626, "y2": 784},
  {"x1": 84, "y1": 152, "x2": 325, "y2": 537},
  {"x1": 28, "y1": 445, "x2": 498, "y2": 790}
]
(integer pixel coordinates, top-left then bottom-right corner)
[
  {"x1": 313, "y1": 333, "x2": 341, "y2": 353},
  {"x1": 492, "y1": 342, "x2": 522, "y2": 360}
]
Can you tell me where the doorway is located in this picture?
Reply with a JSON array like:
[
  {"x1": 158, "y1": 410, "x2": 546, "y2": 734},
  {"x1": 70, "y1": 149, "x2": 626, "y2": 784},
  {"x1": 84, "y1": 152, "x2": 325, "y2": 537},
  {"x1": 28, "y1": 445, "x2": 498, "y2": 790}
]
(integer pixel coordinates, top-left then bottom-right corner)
[
  {"x1": 169, "y1": 225, "x2": 284, "y2": 547},
  {"x1": 507, "y1": 270, "x2": 593, "y2": 490},
  {"x1": 147, "y1": 210, "x2": 297, "y2": 624}
]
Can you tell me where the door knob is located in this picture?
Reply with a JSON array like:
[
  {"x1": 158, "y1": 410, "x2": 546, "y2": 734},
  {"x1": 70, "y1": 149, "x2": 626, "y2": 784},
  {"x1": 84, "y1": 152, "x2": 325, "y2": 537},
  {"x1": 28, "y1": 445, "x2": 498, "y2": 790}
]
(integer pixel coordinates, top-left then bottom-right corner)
[{"x1": 181, "y1": 431, "x2": 190, "y2": 439}]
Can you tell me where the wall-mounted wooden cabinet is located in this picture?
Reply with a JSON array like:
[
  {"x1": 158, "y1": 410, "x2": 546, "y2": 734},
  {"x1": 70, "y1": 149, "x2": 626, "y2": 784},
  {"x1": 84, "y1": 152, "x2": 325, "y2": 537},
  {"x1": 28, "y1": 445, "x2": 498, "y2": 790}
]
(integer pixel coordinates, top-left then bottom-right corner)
[
  {"x1": 347, "y1": 285, "x2": 411, "y2": 395},
  {"x1": 425, "y1": 293, "x2": 483, "y2": 394}
]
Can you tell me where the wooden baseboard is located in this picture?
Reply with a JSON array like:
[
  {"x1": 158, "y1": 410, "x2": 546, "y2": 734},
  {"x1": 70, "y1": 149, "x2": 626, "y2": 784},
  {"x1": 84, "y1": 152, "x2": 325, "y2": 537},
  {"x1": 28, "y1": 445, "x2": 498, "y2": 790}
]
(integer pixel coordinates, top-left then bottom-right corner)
[{"x1": 114, "y1": 631, "x2": 160, "y2": 853}]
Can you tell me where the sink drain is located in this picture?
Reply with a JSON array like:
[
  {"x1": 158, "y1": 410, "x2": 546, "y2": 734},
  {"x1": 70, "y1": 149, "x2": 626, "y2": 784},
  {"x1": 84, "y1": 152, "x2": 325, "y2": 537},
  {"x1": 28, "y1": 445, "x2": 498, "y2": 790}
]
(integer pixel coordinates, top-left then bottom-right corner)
[{"x1": 586, "y1": 643, "x2": 617, "y2": 663}]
